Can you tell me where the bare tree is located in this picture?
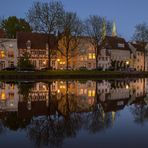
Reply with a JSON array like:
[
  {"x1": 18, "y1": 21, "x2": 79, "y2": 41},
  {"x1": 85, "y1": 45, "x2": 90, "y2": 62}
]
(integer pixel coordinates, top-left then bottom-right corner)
[
  {"x1": 132, "y1": 23, "x2": 148, "y2": 71},
  {"x1": 58, "y1": 12, "x2": 84, "y2": 70},
  {"x1": 26, "y1": 1, "x2": 64, "y2": 69},
  {"x1": 85, "y1": 15, "x2": 112, "y2": 69},
  {"x1": 133, "y1": 23, "x2": 148, "y2": 41}
]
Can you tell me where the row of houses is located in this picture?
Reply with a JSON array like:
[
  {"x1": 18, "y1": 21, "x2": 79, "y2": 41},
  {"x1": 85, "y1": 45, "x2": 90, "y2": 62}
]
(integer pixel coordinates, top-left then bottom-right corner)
[
  {"x1": 0, "y1": 26, "x2": 148, "y2": 71},
  {"x1": 0, "y1": 79, "x2": 147, "y2": 114}
]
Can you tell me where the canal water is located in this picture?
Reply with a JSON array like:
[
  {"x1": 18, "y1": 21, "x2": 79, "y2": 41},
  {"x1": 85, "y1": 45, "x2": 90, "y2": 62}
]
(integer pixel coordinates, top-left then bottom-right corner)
[{"x1": 0, "y1": 79, "x2": 148, "y2": 148}]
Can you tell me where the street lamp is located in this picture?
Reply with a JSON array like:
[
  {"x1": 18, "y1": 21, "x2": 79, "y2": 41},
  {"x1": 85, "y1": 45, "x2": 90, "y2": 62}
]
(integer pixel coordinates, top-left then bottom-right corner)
[
  {"x1": 126, "y1": 61, "x2": 129, "y2": 65},
  {"x1": 126, "y1": 84, "x2": 129, "y2": 89}
]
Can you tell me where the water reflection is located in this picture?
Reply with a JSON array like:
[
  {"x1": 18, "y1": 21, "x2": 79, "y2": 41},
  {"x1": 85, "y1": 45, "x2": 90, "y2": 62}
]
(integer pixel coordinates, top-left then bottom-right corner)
[{"x1": 0, "y1": 79, "x2": 148, "y2": 147}]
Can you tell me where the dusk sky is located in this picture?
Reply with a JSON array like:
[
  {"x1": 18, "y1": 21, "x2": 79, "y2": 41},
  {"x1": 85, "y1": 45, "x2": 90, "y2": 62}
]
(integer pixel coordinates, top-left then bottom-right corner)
[{"x1": 0, "y1": 0, "x2": 148, "y2": 40}]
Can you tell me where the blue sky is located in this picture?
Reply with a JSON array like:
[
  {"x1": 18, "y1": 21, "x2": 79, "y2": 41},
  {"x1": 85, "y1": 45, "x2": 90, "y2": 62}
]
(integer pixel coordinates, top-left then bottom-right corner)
[{"x1": 0, "y1": 0, "x2": 148, "y2": 40}]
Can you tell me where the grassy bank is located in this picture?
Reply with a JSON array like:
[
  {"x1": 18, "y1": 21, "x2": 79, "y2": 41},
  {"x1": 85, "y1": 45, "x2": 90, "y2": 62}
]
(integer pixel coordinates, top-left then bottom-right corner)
[{"x1": 0, "y1": 70, "x2": 147, "y2": 80}]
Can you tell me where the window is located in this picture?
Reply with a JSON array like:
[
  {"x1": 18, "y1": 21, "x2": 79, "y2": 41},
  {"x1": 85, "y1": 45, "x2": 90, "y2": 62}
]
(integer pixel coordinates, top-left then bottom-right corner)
[
  {"x1": 0, "y1": 51, "x2": 5, "y2": 58},
  {"x1": 93, "y1": 53, "x2": 96, "y2": 59},
  {"x1": 88, "y1": 90, "x2": 95, "y2": 97},
  {"x1": 80, "y1": 89, "x2": 84, "y2": 95},
  {"x1": 80, "y1": 57, "x2": 84, "y2": 61},
  {"x1": 1, "y1": 92, "x2": 6, "y2": 100},
  {"x1": 8, "y1": 50, "x2": 14, "y2": 58},
  {"x1": 88, "y1": 90, "x2": 91, "y2": 97},
  {"x1": 8, "y1": 61, "x2": 14, "y2": 67},
  {"x1": 88, "y1": 63, "x2": 91, "y2": 68},
  {"x1": 80, "y1": 48, "x2": 86, "y2": 54},
  {"x1": 32, "y1": 60, "x2": 36, "y2": 67},
  {"x1": 92, "y1": 90, "x2": 95, "y2": 97},
  {"x1": 9, "y1": 93, "x2": 14, "y2": 99},
  {"x1": 88, "y1": 53, "x2": 92, "y2": 59},
  {"x1": 118, "y1": 43, "x2": 125, "y2": 48}
]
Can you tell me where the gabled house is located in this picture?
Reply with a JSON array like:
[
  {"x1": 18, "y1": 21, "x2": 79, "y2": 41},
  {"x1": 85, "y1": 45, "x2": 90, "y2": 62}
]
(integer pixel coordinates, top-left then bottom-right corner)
[
  {"x1": 98, "y1": 36, "x2": 131, "y2": 70},
  {"x1": 128, "y1": 41, "x2": 146, "y2": 71},
  {"x1": 17, "y1": 32, "x2": 58, "y2": 70},
  {"x1": 0, "y1": 38, "x2": 18, "y2": 70}
]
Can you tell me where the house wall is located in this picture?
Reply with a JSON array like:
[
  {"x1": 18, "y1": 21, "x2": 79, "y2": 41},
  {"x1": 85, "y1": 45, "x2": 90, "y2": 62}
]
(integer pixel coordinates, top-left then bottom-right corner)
[
  {"x1": 0, "y1": 39, "x2": 18, "y2": 70},
  {"x1": 18, "y1": 48, "x2": 48, "y2": 70}
]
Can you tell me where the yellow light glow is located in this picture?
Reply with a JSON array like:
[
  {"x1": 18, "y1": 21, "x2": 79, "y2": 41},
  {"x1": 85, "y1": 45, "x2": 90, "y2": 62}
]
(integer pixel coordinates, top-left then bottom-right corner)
[
  {"x1": 88, "y1": 53, "x2": 92, "y2": 59},
  {"x1": 88, "y1": 90, "x2": 92, "y2": 97},
  {"x1": 93, "y1": 53, "x2": 96, "y2": 59},
  {"x1": 42, "y1": 85, "x2": 46, "y2": 89},
  {"x1": 60, "y1": 85, "x2": 65, "y2": 89},
  {"x1": 126, "y1": 61, "x2": 129, "y2": 65},
  {"x1": 43, "y1": 61, "x2": 46, "y2": 65},
  {"x1": 92, "y1": 90, "x2": 95, "y2": 97},
  {"x1": 0, "y1": 51, "x2": 5, "y2": 58},
  {"x1": 126, "y1": 85, "x2": 129, "y2": 89},
  {"x1": 1, "y1": 92, "x2": 6, "y2": 100},
  {"x1": 112, "y1": 111, "x2": 115, "y2": 122},
  {"x1": 57, "y1": 89, "x2": 60, "y2": 93},
  {"x1": 57, "y1": 59, "x2": 60, "y2": 62},
  {"x1": 11, "y1": 84, "x2": 14, "y2": 89}
]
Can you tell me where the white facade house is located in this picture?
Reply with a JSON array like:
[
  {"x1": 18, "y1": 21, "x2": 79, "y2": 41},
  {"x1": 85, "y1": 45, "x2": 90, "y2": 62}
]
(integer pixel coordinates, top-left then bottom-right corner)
[
  {"x1": 0, "y1": 39, "x2": 18, "y2": 70},
  {"x1": 98, "y1": 36, "x2": 131, "y2": 70},
  {"x1": 0, "y1": 82, "x2": 19, "y2": 111}
]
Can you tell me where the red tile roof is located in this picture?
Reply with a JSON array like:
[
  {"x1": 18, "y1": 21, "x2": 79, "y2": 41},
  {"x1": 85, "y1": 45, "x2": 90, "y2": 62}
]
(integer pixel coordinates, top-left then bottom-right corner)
[
  {"x1": 17, "y1": 32, "x2": 58, "y2": 50},
  {"x1": 130, "y1": 41, "x2": 146, "y2": 51},
  {"x1": 99, "y1": 36, "x2": 130, "y2": 51}
]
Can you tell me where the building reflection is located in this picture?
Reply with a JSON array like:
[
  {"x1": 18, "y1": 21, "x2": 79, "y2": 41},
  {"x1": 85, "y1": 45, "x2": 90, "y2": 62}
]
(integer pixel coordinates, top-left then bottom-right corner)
[
  {"x1": 0, "y1": 79, "x2": 147, "y2": 146},
  {"x1": 0, "y1": 79, "x2": 147, "y2": 118}
]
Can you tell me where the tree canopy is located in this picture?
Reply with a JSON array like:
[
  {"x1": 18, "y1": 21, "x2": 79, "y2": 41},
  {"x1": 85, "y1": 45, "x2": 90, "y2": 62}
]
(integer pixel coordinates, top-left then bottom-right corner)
[
  {"x1": 1, "y1": 16, "x2": 32, "y2": 38},
  {"x1": 27, "y1": 1, "x2": 64, "y2": 34},
  {"x1": 132, "y1": 23, "x2": 148, "y2": 42},
  {"x1": 17, "y1": 52, "x2": 35, "y2": 70},
  {"x1": 84, "y1": 15, "x2": 112, "y2": 68}
]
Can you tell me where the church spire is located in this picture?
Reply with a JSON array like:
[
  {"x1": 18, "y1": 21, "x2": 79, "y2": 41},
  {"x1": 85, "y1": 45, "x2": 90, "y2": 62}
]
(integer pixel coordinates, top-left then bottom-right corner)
[
  {"x1": 102, "y1": 18, "x2": 106, "y2": 40},
  {"x1": 112, "y1": 20, "x2": 117, "y2": 37}
]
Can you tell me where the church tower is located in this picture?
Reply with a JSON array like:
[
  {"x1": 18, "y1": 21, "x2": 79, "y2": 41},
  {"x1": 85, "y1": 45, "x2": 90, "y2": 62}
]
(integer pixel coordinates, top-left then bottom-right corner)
[
  {"x1": 102, "y1": 18, "x2": 106, "y2": 40},
  {"x1": 112, "y1": 20, "x2": 117, "y2": 37}
]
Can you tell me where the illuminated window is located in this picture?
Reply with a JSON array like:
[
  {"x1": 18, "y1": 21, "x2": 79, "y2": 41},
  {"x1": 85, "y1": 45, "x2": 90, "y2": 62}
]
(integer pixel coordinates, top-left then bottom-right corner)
[
  {"x1": 60, "y1": 85, "x2": 66, "y2": 89},
  {"x1": 10, "y1": 84, "x2": 14, "y2": 89},
  {"x1": 84, "y1": 89, "x2": 87, "y2": 94},
  {"x1": 80, "y1": 57, "x2": 84, "y2": 61},
  {"x1": 88, "y1": 90, "x2": 92, "y2": 97},
  {"x1": 92, "y1": 90, "x2": 95, "y2": 96},
  {"x1": 80, "y1": 89, "x2": 83, "y2": 95},
  {"x1": 88, "y1": 53, "x2": 92, "y2": 59},
  {"x1": 93, "y1": 53, "x2": 96, "y2": 59},
  {"x1": 0, "y1": 51, "x2": 5, "y2": 58},
  {"x1": 88, "y1": 90, "x2": 95, "y2": 97},
  {"x1": 1, "y1": 92, "x2": 6, "y2": 100}
]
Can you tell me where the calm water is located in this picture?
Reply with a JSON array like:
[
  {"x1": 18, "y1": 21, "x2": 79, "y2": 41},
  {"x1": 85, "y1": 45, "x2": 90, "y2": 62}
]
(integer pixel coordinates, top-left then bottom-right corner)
[{"x1": 0, "y1": 79, "x2": 148, "y2": 148}]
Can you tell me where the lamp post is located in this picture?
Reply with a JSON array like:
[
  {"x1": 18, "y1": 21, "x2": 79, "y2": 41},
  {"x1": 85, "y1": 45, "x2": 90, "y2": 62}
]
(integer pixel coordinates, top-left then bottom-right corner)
[{"x1": 126, "y1": 60, "x2": 129, "y2": 70}]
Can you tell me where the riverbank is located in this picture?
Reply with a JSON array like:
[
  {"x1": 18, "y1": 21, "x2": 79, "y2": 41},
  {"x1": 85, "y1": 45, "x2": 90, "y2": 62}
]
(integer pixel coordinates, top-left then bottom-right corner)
[{"x1": 0, "y1": 70, "x2": 147, "y2": 80}]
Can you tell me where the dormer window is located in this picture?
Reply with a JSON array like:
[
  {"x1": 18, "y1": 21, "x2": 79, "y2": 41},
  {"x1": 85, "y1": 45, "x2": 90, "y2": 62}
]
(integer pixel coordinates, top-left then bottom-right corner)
[
  {"x1": 26, "y1": 40, "x2": 31, "y2": 49},
  {"x1": 9, "y1": 44, "x2": 13, "y2": 48},
  {"x1": 118, "y1": 43, "x2": 125, "y2": 48}
]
